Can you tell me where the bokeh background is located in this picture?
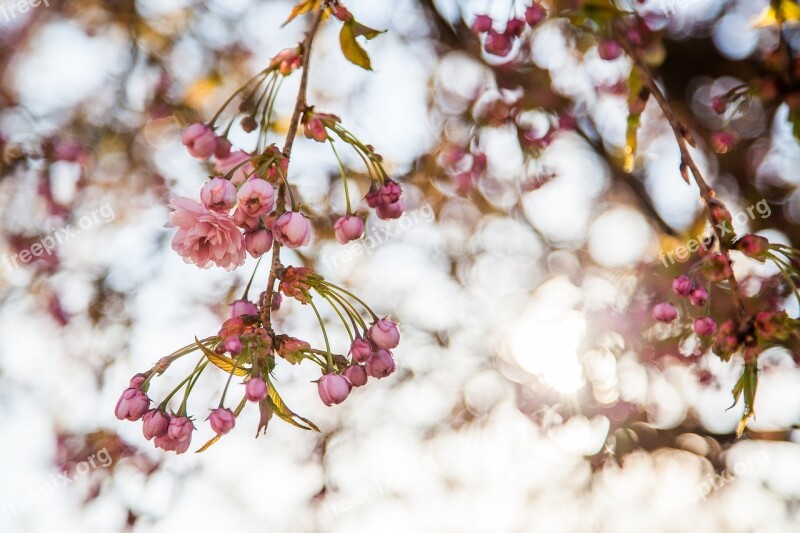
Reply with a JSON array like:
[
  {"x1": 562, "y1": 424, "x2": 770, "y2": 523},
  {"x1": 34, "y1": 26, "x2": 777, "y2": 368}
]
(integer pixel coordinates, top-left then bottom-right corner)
[{"x1": 1, "y1": 0, "x2": 800, "y2": 531}]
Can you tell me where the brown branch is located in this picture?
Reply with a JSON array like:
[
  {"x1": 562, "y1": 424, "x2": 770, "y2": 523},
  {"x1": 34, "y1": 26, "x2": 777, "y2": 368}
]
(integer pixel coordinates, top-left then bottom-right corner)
[
  {"x1": 617, "y1": 30, "x2": 748, "y2": 324},
  {"x1": 260, "y1": 7, "x2": 325, "y2": 331}
]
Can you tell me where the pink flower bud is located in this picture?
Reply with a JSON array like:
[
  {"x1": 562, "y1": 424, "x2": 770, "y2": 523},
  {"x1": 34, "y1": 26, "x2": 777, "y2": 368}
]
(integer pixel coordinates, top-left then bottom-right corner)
[
  {"x1": 245, "y1": 229, "x2": 273, "y2": 258},
  {"x1": 237, "y1": 178, "x2": 275, "y2": 217},
  {"x1": 208, "y1": 408, "x2": 236, "y2": 435},
  {"x1": 129, "y1": 373, "x2": 147, "y2": 388},
  {"x1": 472, "y1": 14, "x2": 493, "y2": 33},
  {"x1": 672, "y1": 275, "x2": 694, "y2": 297},
  {"x1": 114, "y1": 388, "x2": 150, "y2": 421},
  {"x1": 271, "y1": 292, "x2": 282, "y2": 311},
  {"x1": 689, "y1": 288, "x2": 708, "y2": 307},
  {"x1": 365, "y1": 349, "x2": 396, "y2": 379},
  {"x1": 343, "y1": 365, "x2": 368, "y2": 387},
  {"x1": 652, "y1": 302, "x2": 678, "y2": 323},
  {"x1": 224, "y1": 335, "x2": 243, "y2": 355},
  {"x1": 142, "y1": 409, "x2": 170, "y2": 440},
  {"x1": 303, "y1": 117, "x2": 328, "y2": 142},
  {"x1": 755, "y1": 311, "x2": 792, "y2": 341},
  {"x1": 598, "y1": 39, "x2": 623, "y2": 61},
  {"x1": 245, "y1": 377, "x2": 268, "y2": 402},
  {"x1": 231, "y1": 299, "x2": 259, "y2": 318},
  {"x1": 525, "y1": 4, "x2": 546, "y2": 27},
  {"x1": 700, "y1": 254, "x2": 733, "y2": 283},
  {"x1": 200, "y1": 178, "x2": 237, "y2": 211},
  {"x1": 693, "y1": 316, "x2": 717, "y2": 336},
  {"x1": 711, "y1": 96, "x2": 727, "y2": 115},
  {"x1": 167, "y1": 416, "x2": 195, "y2": 443},
  {"x1": 368, "y1": 319, "x2": 400, "y2": 349},
  {"x1": 505, "y1": 18, "x2": 525, "y2": 37},
  {"x1": 711, "y1": 131, "x2": 738, "y2": 154},
  {"x1": 317, "y1": 374, "x2": 352, "y2": 406},
  {"x1": 181, "y1": 123, "x2": 217, "y2": 160},
  {"x1": 484, "y1": 30, "x2": 513, "y2": 57},
  {"x1": 273, "y1": 211, "x2": 312, "y2": 248},
  {"x1": 214, "y1": 137, "x2": 232, "y2": 159},
  {"x1": 333, "y1": 215, "x2": 365, "y2": 244},
  {"x1": 712, "y1": 320, "x2": 739, "y2": 361},
  {"x1": 350, "y1": 337, "x2": 374, "y2": 363},
  {"x1": 376, "y1": 199, "x2": 405, "y2": 220},
  {"x1": 233, "y1": 207, "x2": 260, "y2": 231},
  {"x1": 735, "y1": 234, "x2": 770, "y2": 262}
]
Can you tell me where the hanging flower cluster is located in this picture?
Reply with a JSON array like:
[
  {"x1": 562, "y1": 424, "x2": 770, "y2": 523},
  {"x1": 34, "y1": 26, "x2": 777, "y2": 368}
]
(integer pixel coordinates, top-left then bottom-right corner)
[{"x1": 115, "y1": 0, "x2": 401, "y2": 453}]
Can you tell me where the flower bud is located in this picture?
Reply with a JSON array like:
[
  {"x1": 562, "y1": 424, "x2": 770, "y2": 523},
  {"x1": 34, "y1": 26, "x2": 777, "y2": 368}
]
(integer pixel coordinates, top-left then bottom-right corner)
[
  {"x1": 672, "y1": 275, "x2": 694, "y2": 297},
  {"x1": 484, "y1": 30, "x2": 513, "y2": 57},
  {"x1": 711, "y1": 96, "x2": 727, "y2": 115},
  {"x1": 231, "y1": 299, "x2": 259, "y2": 318},
  {"x1": 200, "y1": 177, "x2": 237, "y2": 211},
  {"x1": 317, "y1": 374, "x2": 352, "y2": 406},
  {"x1": 240, "y1": 116, "x2": 257, "y2": 133},
  {"x1": 472, "y1": 14, "x2": 493, "y2": 33},
  {"x1": 129, "y1": 373, "x2": 147, "y2": 388},
  {"x1": 735, "y1": 234, "x2": 770, "y2": 262},
  {"x1": 689, "y1": 287, "x2": 708, "y2": 307},
  {"x1": 598, "y1": 39, "x2": 623, "y2": 61},
  {"x1": 142, "y1": 409, "x2": 170, "y2": 440},
  {"x1": 755, "y1": 311, "x2": 792, "y2": 341},
  {"x1": 365, "y1": 349, "x2": 396, "y2": 379},
  {"x1": 652, "y1": 302, "x2": 678, "y2": 323},
  {"x1": 505, "y1": 18, "x2": 525, "y2": 37},
  {"x1": 711, "y1": 131, "x2": 738, "y2": 154},
  {"x1": 167, "y1": 416, "x2": 194, "y2": 442},
  {"x1": 245, "y1": 229, "x2": 273, "y2": 258},
  {"x1": 303, "y1": 117, "x2": 328, "y2": 142},
  {"x1": 350, "y1": 337, "x2": 374, "y2": 363},
  {"x1": 343, "y1": 365, "x2": 368, "y2": 387},
  {"x1": 376, "y1": 199, "x2": 405, "y2": 220},
  {"x1": 368, "y1": 319, "x2": 400, "y2": 349},
  {"x1": 700, "y1": 253, "x2": 733, "y2": 283},
  {"x1": 712, "y1": 320, "x2": 739, "y2": 361},
  {"x1": 333, "y1": 215, "x2": 365, "y2": 244},
  {"x1": 237, "y1": 178, "x2": 275, "y2": 217},
  {"x1": 693, "y1": 316, "x2": 716, "y2": 336},
  {"x1": 214, "y1": 137, "x2": 232, "y2": 159},
  {"x1": 114, "y1": 388, "x2": 150, "y2": 421},
  {"x1": 233, "y1": 207, "x2": 260, "y2": 231},
  {"x1": 208, "y1": 408, "x2": 236, "y2": 435},
  {"x1": 224, "y1": 335, "x2": 243, "y2": 355},
  {"x1": 181, "y1": 123, "x2": 217, "y2": 160},
  {"x1": 525, "y1": 4, "x2": 546, "y2": 27},
  {"x1": 245, "y1": 377, "x2": 268, "y2": 402},
  {"x1": 273, "y1": 211, "x2": 313, "y2": 248}
]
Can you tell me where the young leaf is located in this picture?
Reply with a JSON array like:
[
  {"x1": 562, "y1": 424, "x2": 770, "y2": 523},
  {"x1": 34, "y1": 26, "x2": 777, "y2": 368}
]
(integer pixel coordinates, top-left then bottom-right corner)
[
  {"x1": 733, "y1": 360, "x2": 759, "y2": 437},
  {"x1": 194, "y1": 337, "x2": 249, "y2": 376},
  {"x1": 339, "y1": 20, "x2": 374, "y2": 70},
  {"x1": 624, "y1": 68, "x2": 648, "y2": 173},
  {"x1": 283, "y1": 0, "x2": 319, "y2": 26},
  {"x1": 267, "y1": 377, "x2": 320, "y2": 431}
]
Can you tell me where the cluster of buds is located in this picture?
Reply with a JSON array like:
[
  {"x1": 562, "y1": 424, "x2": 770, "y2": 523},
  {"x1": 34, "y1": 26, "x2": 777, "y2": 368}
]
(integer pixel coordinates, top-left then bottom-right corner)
[
  {"x1": 115, "y1": 271, "x2": 401, "y2": 453},
  {"x1": 471, "y1": 3, "x2": 546, "y2": 57}
]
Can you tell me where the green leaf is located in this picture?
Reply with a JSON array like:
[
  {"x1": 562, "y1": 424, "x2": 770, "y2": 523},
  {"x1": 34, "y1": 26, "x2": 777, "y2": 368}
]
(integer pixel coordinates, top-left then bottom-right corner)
[
  {"x1": 339, "y1": 20, "x2": 374, "y2": 70},
  {"x1": 624, "y1": 68, "x2": 648, "y2": 173},
  {"x1": 732, "y1": 360, "x2": 759, "y2": 437},
  {"x1": 267, "y1": 377, "x2": 320, "y2": 431},
  {"x1": 351, "y1": 21, "x2": 384, "y2": 40},
  {"x1": 194, "y1": 337, "x2": 249, "y2": 376}
]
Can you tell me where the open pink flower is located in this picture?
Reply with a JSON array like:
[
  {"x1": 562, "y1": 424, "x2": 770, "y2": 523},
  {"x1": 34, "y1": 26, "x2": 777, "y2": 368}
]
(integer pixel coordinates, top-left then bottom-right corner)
[
  {"x1": 200, "y1": 178, "x2": 237, "y2": 211},
  {"x1": 167, "y1": 197, "x2": 246, "y2": 271},
  {"x1": 237, "y1": 178, "x2": 275, "y2": 217}
]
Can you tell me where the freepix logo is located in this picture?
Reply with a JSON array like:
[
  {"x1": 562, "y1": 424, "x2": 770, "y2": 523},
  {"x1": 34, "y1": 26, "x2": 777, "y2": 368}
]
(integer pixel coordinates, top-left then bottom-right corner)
[
  {"x1": 2, "y1": 202, "x2": 116, "y2": 272},
  {"x1": 0, "y1": 0, "x2": 50, "y2": 22},
  {"x1": 321, "y1": 204, "x2": 435, "y2": 270},
  {"x1": 658, "y1": 199, "x2": 771, "y2": 268}
]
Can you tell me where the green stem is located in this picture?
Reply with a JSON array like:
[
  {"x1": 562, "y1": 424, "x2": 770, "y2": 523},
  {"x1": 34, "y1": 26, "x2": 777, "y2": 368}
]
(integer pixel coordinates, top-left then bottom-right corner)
[
  {"x1": 329, "y1": 139, "x2": 352, "y2": 214},
  {"x1": 309, "y1": 298, "x2": 334, "y2": 371}
]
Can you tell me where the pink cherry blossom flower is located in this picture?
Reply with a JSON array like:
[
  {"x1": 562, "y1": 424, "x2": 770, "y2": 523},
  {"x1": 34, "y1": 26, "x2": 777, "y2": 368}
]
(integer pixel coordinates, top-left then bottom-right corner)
[
  {"x1": 166, "y1": 197, "x2": 246, "y2": 271},
  {"x1": 181, "y1": 123, "x2": 217, "y2": 160},
  {"x1": 653, "y1": 302, "x2": 678, "y2": 323},
  {"x1": 365, "y1": 349, "x2": 396, "y2": 379},
  {"x1": 245, "y1": 377, "x2": 268, "y2": 402},
  {"x1": 273, "y1": 212, "x2": 312, "y2": 248},
  {"x1": 694, "y1": 317, "x2": 717, "y2": 336},
  {"x1": 231, "y1": 299, "x2": 258, "y2": 318},
  {"x1": 318, "y1": 374, "x2": 352, "y2": 406},
  {"x1": 333, "y1": 215, "x2": 365, "y2": 244},
  {"x1": 368, "y1": 319, "x2": 400, "y2": 349},
  {"x1": 245, "y1": 229, "x2": 273, "y2": 258},
  {"x1": 200, "y1": 178, "x2": 237, "y2": 211},
  {"x1": 209, "y1": 408, "x2": 236, "y2": 435},
  {"x1": 350, "y1": 337, "x2": 374, "y2": 363},
  {"x1": 114, "y1": 388, "x2": 150, "y2": 421},
  {"x1": 167, "y1": 416, "x2": 194, "y2": 442},
  {"x1": 237, "y1": 178, "x2": 275, "y2": 217},
  {"x1": 343, "y1": 365, "x2": 368, "y2": 387},
  {"x1": 142, "y1": 409, "x2": 170, "y2": 440}
]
